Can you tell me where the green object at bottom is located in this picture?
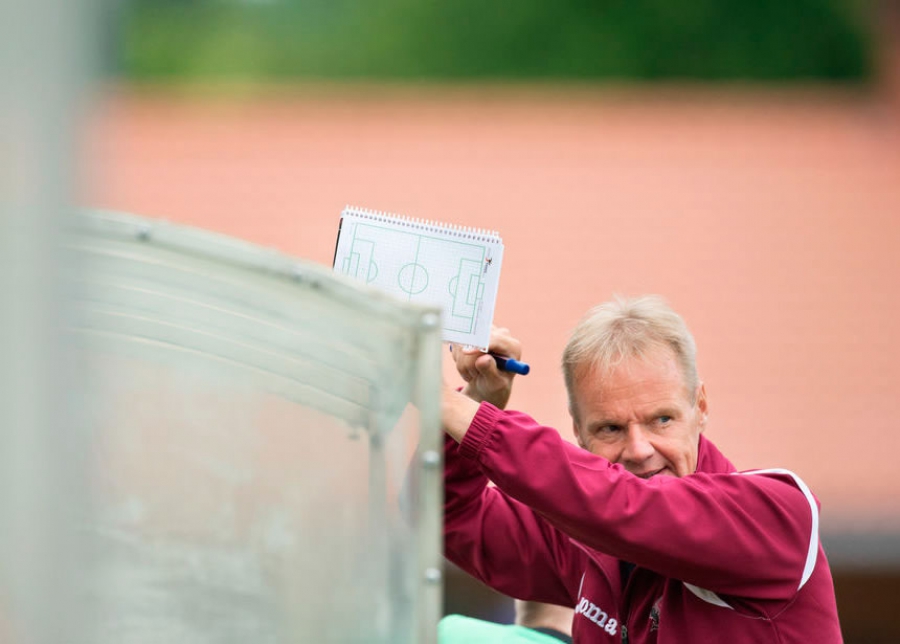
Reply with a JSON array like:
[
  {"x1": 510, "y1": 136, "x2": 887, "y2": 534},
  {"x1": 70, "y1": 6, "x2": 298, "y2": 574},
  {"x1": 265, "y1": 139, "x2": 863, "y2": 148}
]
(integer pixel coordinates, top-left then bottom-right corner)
[{"x1": 438, "y1": 615, "x2": 567, "y2": 644}]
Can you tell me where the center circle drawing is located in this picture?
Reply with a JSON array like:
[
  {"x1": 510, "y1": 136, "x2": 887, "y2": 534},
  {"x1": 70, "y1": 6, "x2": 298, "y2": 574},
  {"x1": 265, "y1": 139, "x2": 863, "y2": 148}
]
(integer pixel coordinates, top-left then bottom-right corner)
[{"x1": 398, "y1": 262, "x2": 429, "y2": 295}]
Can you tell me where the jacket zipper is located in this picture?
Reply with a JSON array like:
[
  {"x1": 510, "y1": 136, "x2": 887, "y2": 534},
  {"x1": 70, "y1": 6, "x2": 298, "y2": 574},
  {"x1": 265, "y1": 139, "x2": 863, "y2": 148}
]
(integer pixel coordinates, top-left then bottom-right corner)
[{"x1": 618, "y1": 563, "x2": 638, "y2": 644}]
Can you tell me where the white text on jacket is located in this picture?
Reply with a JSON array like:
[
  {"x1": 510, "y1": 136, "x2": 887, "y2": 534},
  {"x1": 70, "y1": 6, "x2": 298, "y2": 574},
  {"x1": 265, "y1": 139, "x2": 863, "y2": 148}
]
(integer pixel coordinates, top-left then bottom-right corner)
[{"x1": 575, "y1": 597, "x2": 618, "y2": 635}]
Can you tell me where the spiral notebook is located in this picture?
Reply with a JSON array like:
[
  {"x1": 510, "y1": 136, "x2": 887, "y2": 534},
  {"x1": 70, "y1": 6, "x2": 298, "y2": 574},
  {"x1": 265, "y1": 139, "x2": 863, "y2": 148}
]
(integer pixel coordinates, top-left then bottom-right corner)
[{"x1": 333, "y1": 205, "x2": 504, "y2": 350}]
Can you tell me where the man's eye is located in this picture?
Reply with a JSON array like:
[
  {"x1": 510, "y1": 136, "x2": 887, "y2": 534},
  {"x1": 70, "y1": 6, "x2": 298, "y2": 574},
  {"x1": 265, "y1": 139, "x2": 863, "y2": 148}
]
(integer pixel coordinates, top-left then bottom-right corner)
[
  {"x1": 657, "y1": 416, "x2": 672, "y2": 425},
  {"x1": 596, "y1": 425, "x2": 621, "y2": 435}
]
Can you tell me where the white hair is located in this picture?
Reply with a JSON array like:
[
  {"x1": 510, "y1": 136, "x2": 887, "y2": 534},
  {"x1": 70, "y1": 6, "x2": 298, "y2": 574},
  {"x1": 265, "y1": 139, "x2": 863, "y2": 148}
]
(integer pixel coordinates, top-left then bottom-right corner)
[{"x1": 562, "y1": 294, "x2": 699, "y2": 422}]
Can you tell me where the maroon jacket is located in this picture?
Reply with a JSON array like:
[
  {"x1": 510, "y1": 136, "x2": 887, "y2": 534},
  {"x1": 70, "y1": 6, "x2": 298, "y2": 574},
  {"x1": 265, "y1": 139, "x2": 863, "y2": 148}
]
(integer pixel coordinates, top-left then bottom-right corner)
[{"x1": 444, "y1": 403, "x2": 842, "y2": 643}]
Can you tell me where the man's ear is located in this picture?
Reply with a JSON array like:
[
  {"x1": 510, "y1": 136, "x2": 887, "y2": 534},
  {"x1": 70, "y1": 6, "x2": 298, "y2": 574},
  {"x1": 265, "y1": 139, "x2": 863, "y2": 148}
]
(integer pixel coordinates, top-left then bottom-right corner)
[
  {"x1": 572, "y1": 420, "x2": 586, "y2": 449},
  {"x1": 696, "y1": 382, "x2": 709, "y2": 432}
]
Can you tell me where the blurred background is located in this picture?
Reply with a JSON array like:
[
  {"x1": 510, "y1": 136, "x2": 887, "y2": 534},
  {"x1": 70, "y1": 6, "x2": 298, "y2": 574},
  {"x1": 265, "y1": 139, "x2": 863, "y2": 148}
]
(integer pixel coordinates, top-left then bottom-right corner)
[{"x1": 44, "y1": 0, "x2": 900, "y2": 640}]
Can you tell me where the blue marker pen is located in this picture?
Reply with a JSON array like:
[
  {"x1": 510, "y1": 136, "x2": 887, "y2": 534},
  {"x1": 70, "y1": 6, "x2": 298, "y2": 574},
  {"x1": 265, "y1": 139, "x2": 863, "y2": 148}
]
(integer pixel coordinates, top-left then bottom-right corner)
[
  {"x1": 448, "y1": 345, "x2": 530, "y2": 376},
  {"x1": 490, "y1": 353, "x2": 530, "y2": 376}
]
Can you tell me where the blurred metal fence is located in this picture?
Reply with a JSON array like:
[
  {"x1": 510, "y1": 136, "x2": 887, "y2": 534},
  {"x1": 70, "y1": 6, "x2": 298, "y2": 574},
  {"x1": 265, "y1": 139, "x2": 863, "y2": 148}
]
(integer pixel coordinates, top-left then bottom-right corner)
[
  {"x1": 63, "y1": 211, "x2": 444, "y2": 644},
  {"x1": 2, "y1": 205, "x2": 444, "y2": 644},
  {"x1": 80, "y1": 211, "x2": 445, "y2": 642},
  {"x1": 3, "y1": 0, "x2": 443, "y2": 638},
  {"x1": 1, "y1": 0, "x2": 93, "y2": 641}
]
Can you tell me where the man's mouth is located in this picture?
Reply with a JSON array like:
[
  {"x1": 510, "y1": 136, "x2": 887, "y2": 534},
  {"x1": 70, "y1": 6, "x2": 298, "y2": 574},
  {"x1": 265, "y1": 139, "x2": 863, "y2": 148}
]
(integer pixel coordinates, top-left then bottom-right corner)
[{"x1": 634, "y1": 468, "x2": 665, "y2": 479}]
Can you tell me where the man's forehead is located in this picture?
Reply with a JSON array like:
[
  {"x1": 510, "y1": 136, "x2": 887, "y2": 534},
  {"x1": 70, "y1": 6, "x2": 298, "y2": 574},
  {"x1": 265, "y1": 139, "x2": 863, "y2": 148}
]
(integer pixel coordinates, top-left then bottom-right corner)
[{"x1": 574, "y1": 348, "x2": 693, "y2": 409}]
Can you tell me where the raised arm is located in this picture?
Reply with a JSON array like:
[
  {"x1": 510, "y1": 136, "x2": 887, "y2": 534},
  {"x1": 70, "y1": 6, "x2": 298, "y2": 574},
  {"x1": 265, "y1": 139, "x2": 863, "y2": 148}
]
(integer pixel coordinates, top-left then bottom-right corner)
[
  {"x1": 459, "y1": 403, "x2": 821, "y2": 603},
  {"x1": 442, "y1": 327, "x2": 584, "y2": 605},
  {"x1": 443, "y1": 431, "x2": 585, "y2": 605},
  {"x1": 443, "y1": 325, "x2": 520, "y2": 443}
]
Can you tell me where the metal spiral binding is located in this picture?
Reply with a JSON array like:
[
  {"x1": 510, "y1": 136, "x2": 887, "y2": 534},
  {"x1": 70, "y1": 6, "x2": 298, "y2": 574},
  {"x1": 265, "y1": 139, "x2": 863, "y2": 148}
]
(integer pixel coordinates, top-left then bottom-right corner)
[{"x1": 342, "y1": 205, "x2": 501, "y2": 243}]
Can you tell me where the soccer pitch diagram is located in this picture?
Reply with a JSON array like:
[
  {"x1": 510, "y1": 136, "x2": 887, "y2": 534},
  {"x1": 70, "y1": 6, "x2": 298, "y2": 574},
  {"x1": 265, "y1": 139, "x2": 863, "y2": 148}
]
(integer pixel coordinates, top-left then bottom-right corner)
[{"x1": 337, "y1": 221, "x2": 491, "y2": 336}]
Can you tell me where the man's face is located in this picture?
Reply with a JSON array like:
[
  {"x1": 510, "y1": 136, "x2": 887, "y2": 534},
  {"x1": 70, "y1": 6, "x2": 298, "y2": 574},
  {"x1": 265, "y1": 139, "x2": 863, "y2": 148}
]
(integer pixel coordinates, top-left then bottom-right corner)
[{"x1": 571, "y1": 346, "x2": 707, "y2": 478}]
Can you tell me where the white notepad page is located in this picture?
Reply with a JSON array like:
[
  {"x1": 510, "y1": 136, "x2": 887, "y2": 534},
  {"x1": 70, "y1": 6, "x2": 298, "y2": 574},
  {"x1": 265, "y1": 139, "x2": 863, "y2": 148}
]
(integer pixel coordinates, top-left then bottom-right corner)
[{"x1": 333, "y1": 206, "x2": 504, "y2": 351}]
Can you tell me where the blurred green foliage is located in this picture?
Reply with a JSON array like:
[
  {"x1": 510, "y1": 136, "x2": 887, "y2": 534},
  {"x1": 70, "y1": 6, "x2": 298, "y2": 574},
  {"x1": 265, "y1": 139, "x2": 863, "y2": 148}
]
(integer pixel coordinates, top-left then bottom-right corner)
[{"x1": 122, "y1": 0, "x2": 872, "y2": 80}]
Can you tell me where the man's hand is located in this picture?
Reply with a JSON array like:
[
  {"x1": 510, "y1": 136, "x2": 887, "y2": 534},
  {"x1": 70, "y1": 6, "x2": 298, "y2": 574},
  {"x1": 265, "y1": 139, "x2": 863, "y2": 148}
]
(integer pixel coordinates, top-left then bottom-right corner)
[
  {"x1": 450, "y1": 326, "x2": 522, "y2": 410},
  {"x1": 442, "y1": 383, "x2": 480, "y2": 443}
]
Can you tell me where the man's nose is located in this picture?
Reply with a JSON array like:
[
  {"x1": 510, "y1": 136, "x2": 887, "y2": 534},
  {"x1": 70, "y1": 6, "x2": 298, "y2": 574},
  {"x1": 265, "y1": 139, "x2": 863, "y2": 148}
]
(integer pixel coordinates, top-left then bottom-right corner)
[{"x1": 622, "y1": 426, "x2": 655, "y2": 464}]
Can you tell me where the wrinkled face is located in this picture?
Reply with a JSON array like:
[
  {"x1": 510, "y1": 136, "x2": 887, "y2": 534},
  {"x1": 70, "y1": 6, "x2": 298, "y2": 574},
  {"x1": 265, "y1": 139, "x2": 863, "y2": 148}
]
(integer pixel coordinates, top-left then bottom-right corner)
[{"x1": 571, "y1": 346, "x2": 707, "y2": 478}]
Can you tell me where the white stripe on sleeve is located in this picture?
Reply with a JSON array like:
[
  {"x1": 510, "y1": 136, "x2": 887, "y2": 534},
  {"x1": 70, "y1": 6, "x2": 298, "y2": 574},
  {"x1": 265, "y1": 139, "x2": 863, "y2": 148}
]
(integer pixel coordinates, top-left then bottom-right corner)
[{"x1": 737, "y1": 468, "x2": 819, "y2": 590}]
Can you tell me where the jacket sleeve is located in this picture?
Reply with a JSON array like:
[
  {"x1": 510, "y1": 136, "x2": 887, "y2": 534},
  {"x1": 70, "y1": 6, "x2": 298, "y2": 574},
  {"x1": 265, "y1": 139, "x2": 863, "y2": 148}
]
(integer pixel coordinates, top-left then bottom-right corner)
[
  {"x1": 443, "y1": 433, "x2": 586, "y2": 606},
  {"x1": 461, "y1": 403, "x2": 820, "y2": 602}
]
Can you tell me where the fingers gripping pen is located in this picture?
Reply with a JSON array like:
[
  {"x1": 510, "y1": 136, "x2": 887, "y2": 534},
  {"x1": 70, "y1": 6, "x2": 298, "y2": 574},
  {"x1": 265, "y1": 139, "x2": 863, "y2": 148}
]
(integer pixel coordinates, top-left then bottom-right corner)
[
  {"x1": 489, "y1": 354, "x2": 530, "y2": 375},
  {"x1": 448, "y1": 345, "x2": 530, "y2": 376}
]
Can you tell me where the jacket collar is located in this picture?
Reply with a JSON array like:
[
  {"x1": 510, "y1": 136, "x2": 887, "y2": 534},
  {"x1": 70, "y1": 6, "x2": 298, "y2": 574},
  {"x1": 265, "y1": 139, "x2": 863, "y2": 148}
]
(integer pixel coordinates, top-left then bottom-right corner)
[{"x1": 695, "y1": 434, "x2": 737, "y2": 475}]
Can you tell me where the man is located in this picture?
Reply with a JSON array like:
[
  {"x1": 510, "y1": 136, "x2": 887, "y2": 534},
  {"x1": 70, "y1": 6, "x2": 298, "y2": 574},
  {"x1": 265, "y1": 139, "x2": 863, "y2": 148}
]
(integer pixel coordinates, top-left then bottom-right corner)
[
  {"x1": 439, "y1": 600, "x2": 574, "y2": 643},
  {"x1": 441, "y1": 295, "x2": 842, "y2": 643}
]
